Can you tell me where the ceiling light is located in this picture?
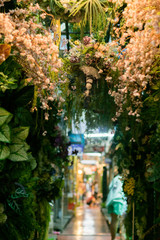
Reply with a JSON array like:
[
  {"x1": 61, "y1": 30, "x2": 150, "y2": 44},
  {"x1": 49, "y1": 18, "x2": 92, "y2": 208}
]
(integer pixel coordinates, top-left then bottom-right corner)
[{"x1": 78, "y1": 169, "x2": 83, "y2": 174}]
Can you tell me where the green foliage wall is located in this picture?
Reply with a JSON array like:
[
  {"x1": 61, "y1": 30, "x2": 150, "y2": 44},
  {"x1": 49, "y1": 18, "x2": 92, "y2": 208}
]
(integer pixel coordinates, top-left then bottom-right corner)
[
  {"x1": 110, "y1": 81, "x2": 160, "y2": 239},
  {"x1": 0, "y1": 56, "x2": 70, "y2": 239}
]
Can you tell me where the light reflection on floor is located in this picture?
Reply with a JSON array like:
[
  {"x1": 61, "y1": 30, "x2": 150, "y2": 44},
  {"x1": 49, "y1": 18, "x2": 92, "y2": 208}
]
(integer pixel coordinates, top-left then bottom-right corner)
[{"x1": 58, "y1": 205, "x2": 111, "y2": 240}]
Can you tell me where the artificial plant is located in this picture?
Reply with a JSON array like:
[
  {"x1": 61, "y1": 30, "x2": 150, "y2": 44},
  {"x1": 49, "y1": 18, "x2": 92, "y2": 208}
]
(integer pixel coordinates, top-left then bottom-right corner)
[
  {"x1": 106, "y1": 0, "x2": 160, "y2": 238},
  {"x1": 0, "y1": 1, "x2": 71, "y2": 239},
  {"x1": 60, "y1": 36, "x2": 117, "y2": 130},
  {"x1": 0, "y1": 57, "x2": 71, "y2": 240}
]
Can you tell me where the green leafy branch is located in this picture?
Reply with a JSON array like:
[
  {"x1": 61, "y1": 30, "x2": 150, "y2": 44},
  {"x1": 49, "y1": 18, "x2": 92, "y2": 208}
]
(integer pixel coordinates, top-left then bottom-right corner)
[{"x1": 0, "y1": 72, "x2": 18, "y2": 92}]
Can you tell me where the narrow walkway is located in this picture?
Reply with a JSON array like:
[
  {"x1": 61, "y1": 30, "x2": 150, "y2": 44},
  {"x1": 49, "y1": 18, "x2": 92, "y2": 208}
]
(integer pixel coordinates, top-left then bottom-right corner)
[{"x1": 58, "y1": 205, "x2": 111, "y2": 240}]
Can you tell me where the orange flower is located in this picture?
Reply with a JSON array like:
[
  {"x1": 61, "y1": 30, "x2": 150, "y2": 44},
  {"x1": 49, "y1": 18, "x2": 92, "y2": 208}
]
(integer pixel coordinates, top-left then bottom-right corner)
[{"x1": 94, "y1": 43, "x2": 99, "y2": 50}]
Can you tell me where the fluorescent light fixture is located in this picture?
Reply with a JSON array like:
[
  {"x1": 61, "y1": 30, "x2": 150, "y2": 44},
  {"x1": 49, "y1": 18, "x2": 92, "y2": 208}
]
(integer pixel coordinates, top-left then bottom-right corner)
[
  {"x1": 84, "y1": 152, "x2": 102, "y2": 157},
  {"x1": 80, "y1": 160, "x2": 97, "y2": 165},
  {"x1": 84, "y1": 133, "x2": 114, "y2": 138}
]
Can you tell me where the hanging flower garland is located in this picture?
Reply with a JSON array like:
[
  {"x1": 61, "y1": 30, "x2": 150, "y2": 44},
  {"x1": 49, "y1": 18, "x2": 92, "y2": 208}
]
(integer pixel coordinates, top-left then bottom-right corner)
[
  {"x1": 0, "y1": 2, "x2": 65, "y2": 119},
  {"x1": 106, "y1": 0, "x2": 160, "y2": 121}
]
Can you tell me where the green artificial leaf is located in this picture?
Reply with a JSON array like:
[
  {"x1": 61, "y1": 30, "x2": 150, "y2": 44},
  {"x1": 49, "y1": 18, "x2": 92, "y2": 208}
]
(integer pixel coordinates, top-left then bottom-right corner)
[
  {"x1": 147, "y1": 164, "x2": 160, "y2": 182},
  {"x1": 82, "y1": 46, "x2": 93, "y2": 55},
  {"x1": 11, "y1": 136, "x2": 29, "y2": 147},
  {"x1": 0, "y1": 143, "x2": 10, "y2": 160},
  {"x1": 151, "y1": 85, "x2": 159, "y2": 90},
  {"x1": 28, "y1": 152, "x2": 37, "y2": 170},
  {"x1": 0, "y1": 107, "x2": 12, "y2": 126},
  {"x1": 11, "y1": 136, "x2": 23, "y2": 144},
  {"x1": 0, "y1": 124, "x2": 11, "y2": 143},
  {"x1": 24, "y1": 142, "x2": 30, "y2": 151},
  {"x1": 9, "y1": 143, "x2": 24, "y2": 152},
  {"x1": 8, "y1": 144, "x2": 28, "y2": 161},
  {"x1": 154, "y1": 94, "x2": 160, "y2": 102},
  {"x1": 0, "y1": 72, "x2": 18, "y2": 92},
  {"x1": 12, "y1": 127, "x2": 29, "y2": 141},
  {"x1": 115, "y1": 142, "x2": 123, "y2": 150},
  {"x1": 0, "y1": 72, "x2": 8, "y2": 82}
]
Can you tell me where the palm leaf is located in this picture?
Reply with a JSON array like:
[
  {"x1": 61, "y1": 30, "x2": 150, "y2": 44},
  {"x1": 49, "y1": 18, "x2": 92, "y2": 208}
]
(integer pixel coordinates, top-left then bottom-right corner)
[
  {"x1": 54, "y1": 0, "x2": 63, "y2": 8},
  {"x1": 70, "y1": 0, "x2": 107, "y2": 33}
]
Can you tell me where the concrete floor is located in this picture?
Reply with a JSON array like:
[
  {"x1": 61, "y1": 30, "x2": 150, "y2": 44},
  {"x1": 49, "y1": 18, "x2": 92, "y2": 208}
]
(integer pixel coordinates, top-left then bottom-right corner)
[{"x1": 57, "y1": 205, "x2": 112, "y2": 240}]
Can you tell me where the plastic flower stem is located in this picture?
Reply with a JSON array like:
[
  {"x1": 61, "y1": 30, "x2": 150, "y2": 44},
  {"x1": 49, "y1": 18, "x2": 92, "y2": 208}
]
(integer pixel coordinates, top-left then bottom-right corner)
[{"x1": 132, "y1": 201, "x2": 135, "y2": 240}]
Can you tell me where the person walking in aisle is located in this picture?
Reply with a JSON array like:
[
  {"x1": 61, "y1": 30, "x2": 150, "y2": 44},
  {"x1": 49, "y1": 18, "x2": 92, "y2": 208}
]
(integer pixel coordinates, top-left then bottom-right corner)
[{"x1": 106, "y1": 166, "x2": 127, "y2": 240}]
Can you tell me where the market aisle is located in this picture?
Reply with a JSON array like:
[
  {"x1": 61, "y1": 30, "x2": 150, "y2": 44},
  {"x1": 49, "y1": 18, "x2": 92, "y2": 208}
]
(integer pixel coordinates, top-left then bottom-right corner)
[{"x1": 57, "y1": 205, "x2": 111, "y2": 240}]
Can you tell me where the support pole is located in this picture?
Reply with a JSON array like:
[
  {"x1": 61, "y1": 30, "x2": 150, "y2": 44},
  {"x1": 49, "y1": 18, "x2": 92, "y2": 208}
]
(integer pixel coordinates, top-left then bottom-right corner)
[{"x1": 65, "y1": 21, "x2": 70, "y2": 51}]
